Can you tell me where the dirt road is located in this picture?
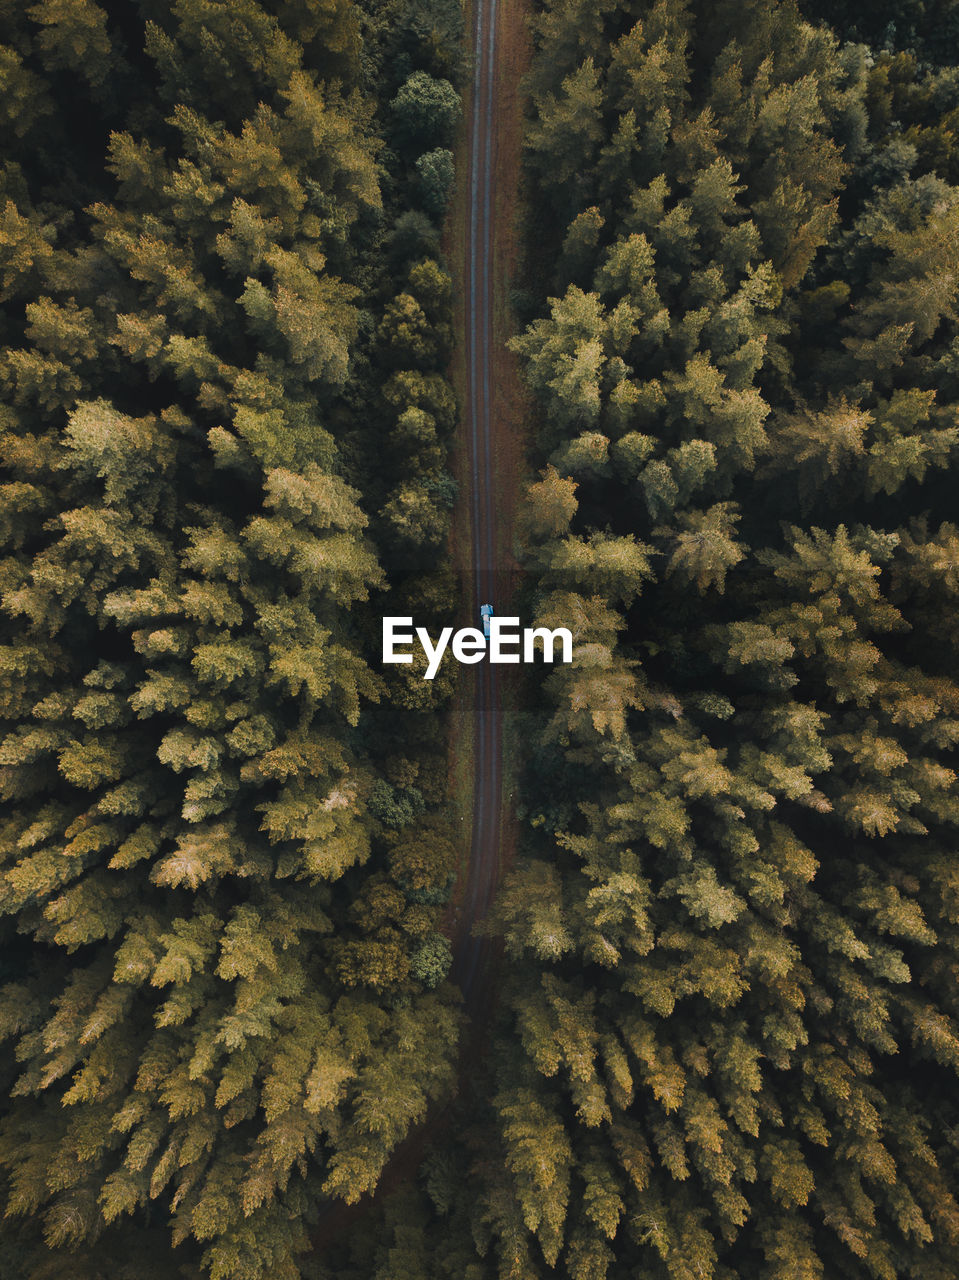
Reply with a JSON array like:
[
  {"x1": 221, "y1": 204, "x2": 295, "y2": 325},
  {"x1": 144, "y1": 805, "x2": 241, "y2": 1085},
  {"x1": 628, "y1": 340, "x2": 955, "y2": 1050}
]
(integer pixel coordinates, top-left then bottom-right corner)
[{"x1": 450, "y1": 0, "x2": 503, "y2": 1009}]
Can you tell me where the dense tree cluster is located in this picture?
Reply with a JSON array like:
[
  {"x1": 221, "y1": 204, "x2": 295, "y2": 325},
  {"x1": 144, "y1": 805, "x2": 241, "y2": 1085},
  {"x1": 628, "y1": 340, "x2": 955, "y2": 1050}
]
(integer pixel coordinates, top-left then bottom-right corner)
[
  {"x1": 799, "y1": 0, "x2": 959, "y2": 61},
  {"x1": 0, "y1": 2, "x2": 465, "y2": 1277},
  {"x1": 8, "y1": 1, "x2": 959, "y2": 1279}
]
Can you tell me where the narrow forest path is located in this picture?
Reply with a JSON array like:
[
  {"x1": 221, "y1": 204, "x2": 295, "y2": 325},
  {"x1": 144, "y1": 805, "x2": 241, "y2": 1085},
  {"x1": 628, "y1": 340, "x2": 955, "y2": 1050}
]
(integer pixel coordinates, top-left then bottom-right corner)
[
  {"x1": 449, "y1": 0, "x2": 503, "y2": 1009},
  {"x1": 449, "y1": 0, "x2": 528, "y2": 1010}
]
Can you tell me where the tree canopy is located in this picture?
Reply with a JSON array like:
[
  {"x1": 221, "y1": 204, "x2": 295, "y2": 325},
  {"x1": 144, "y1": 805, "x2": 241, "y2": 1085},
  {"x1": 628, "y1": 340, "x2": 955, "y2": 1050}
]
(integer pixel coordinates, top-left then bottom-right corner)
[{"x1": 0, "y1": 2, "x2": 464, "y2": 1276}]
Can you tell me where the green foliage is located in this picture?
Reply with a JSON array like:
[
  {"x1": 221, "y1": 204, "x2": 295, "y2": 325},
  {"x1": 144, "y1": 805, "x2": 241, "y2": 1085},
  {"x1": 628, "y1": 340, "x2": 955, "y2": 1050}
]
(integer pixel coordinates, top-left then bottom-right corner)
[
  {"x1": 415, "y1": 147, "x2": 455, "y2": 216},
  {"x1": 487, "y1": 0, "x2": 959, "y2": 1278},
  {"x1": 390, "y1": 70, "x2": 462, "y2": 150},
  {"x1": 18, "y1": 0, "x2": 959, "y2": 1275},
  {"x1": 410, "y1": 933, "x2": 452, "y2": 988},
  {"x1": 800, "y1": 0, "x2": 959, "y2": 61},
  {"x1": 368, "y1": 778, "x2": 426, "y2": 829},
  {"x1": 0, "y1": 1, "x2": 464, "y2": 1276}
]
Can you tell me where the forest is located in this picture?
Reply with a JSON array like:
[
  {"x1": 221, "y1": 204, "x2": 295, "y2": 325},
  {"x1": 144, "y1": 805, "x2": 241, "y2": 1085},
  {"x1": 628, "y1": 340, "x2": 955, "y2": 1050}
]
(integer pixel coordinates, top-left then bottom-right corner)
[
  {"x1": 489, "y1": 1, "x2": 959, "y2": 1277},
  {"x1": 4, "y1": 0, "x2": 959, "y2": 1279},
  {"x1": 0, "y1": 1, "x2": 465, "y2": 1275}
]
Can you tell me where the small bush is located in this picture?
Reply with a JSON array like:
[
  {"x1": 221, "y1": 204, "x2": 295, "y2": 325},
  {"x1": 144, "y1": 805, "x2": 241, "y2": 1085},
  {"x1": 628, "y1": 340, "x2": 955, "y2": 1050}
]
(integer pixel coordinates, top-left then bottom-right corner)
[
  {"x1": 416, "y1": 148, "x2": 455, "y2": 216},
  {"x1": 391, "y1": 71, "x2": 461, "y2": 149},
  {"x1": 410, "y1": 933, "x2": 453, "y2": 987}
]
